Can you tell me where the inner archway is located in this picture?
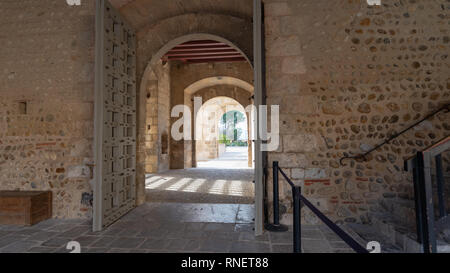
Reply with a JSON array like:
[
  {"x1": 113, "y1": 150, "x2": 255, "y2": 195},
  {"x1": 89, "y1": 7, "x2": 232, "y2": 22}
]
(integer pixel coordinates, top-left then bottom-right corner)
[
  {"x1": 195, "y1": 97, "x2": 250, "y2": 168},
  {"x1": 141, "y1": 34, "x2": 255, "y2": 205}
]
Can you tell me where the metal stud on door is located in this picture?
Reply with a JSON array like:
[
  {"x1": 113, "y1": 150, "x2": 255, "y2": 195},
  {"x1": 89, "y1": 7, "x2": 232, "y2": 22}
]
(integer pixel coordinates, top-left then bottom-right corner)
[{"x1": 94, "y1": 0, "x2": 136, "y2": 231}]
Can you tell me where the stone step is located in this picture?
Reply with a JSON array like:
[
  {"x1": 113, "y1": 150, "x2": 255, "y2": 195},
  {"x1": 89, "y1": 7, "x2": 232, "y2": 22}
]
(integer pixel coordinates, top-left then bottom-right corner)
[
  {"x1": 369, "y1": 211, "x2": 450, "y2": 253},
  {"x1": 343, "y1": 223, "x2": 403, "y2": 253},
  {"x1": 378, "y1": 198, "x2": 417, "y2": 228},
  {"x1": 369, "y1": 211, "x2": 422, "y2": 252}
]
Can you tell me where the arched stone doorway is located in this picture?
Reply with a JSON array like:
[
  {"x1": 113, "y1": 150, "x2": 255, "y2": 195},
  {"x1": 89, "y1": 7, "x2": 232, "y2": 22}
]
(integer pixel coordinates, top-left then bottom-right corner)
[
  {"x1": 185, "y1": 79, "x2": 254, "y2": 168},
  {"x1": 137, "y1": 34, "x2": 254, "y2": 206},
  {"x1": 194, "y1": 96, "x2": 252, "y2": 168}
]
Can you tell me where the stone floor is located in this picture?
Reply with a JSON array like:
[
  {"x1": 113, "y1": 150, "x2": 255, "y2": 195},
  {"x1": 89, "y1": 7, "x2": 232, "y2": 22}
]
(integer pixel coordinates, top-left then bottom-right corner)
[
  {"x1": 146, "y1": 147, "x2": 254, "y2": 204},
  {"x1": 0, "y1": 203, "x2": 355, "y2": 253}
]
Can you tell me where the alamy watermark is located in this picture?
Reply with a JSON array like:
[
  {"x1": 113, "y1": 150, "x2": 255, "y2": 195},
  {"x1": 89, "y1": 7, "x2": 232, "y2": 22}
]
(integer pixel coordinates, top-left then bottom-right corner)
[{"x1": 171, "y1": 97, "x2": 279, "y2": 152}]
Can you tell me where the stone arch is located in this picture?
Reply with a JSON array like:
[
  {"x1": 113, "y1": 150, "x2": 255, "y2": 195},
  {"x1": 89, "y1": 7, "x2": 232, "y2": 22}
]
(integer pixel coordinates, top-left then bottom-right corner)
[
  {"x1": 185, "y1": 76, "x2": 254, "y2": 96},
  {"x1": 135, "y1": 14, "x2": 253, "y2": 205},
  {"x1": 194, "y1": 96, "x2": 249, "y2": 163},
  {"x1": 186, "y1": 83, "x2": 254, "y2": 169}
]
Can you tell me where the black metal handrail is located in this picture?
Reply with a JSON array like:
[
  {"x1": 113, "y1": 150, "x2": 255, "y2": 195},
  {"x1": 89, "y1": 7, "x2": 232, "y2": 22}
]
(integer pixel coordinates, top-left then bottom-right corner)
[
  {"x1": 266, "y1": 161, "x2": 369, "y2": 253},
  {"x1": 340, "y1": 103, "x2": 450, "y2": 166}
]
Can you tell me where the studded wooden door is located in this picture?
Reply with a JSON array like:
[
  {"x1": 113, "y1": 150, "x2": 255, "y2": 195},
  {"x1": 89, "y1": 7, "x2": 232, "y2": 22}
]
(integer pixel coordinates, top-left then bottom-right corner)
[{"x1": 93, "y1": 0, "x2": 136, "y2": 231}]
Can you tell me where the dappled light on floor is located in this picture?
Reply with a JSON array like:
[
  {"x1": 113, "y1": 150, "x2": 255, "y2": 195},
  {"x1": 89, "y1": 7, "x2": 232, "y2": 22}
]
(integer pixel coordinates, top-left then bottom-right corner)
[{"x1": 145, "y1": 147, "x2": 254, "y2": 203}]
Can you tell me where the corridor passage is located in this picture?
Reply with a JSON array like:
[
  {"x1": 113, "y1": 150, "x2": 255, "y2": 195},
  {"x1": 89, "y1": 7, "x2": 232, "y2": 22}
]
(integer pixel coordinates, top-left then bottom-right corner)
[{"x1": 145, "y1": 147, "x2": 254, "y2": 204}]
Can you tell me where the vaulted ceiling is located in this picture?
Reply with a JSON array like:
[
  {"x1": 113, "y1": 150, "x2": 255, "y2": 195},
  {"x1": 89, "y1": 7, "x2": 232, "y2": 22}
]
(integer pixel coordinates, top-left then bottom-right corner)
[{"x1": 109, "y1": 0, "x2": 252, "y2": 30}]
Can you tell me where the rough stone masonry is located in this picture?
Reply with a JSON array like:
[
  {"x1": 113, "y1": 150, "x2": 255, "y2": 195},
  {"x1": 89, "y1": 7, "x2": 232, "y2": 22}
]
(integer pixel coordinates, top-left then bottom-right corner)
[{"x1": 264, "y1": 0, "x2": 450, "y2": 224}]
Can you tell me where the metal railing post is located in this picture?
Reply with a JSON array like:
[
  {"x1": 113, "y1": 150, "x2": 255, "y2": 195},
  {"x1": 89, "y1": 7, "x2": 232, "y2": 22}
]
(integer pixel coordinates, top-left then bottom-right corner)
[
  {"x1": 293, "y1": 186, "x2": 302, "y2": 253},
  {"x1": 412, "y1": 157, "x2": 424, "y2": 244},
  {"x1": 264, "y1": 161, "x2": 288, "y2": 232},
  {"x1": 435, "y1": 154, "x2": 446, "y2": 219},
  {"x1": 273, "y1": 161, "x2": 280, "y2": 225}
]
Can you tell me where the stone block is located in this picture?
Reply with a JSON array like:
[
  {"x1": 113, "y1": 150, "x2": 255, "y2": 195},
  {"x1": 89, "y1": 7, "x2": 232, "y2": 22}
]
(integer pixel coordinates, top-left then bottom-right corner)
[
  {"x1": 291, "y1": 168, "x2": 305, "y2": 179},
  {"x1": 281, "y1": 95, "x2": 317, "y2": 114},
  {"x1": 265, "y1": 2, "x2": 292, "y2": 17},
  {"x1": 67, "y1": 165, "x2": 91, "y2": 178},
  {"x1": 305, "y1": 168, "x2": 327, "y2": 179},
  {"x1": 266, "y1": 36, "x2": 301, "y2": 56},
  {"x1": 268, "y1": 153, "x2": 307, "y2": 168},
  {"x1": 283, "y1": 134, "x2": 317, "y2": 152},
  {"x1": 281, "y1": 56, "x2": 307, "y2": 74}
]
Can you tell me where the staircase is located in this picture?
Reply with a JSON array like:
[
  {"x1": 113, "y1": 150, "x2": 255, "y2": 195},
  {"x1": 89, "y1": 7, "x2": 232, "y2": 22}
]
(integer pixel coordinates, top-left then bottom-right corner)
[{"x1": 344, "y1": 196, "x2": 450, "y2": 253}]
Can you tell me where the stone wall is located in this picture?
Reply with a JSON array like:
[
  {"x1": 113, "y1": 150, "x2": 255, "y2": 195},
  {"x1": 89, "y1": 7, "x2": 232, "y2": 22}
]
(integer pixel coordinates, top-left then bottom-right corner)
[
  {"x1": 144, "y1": 60, "x2": 171, "y2": 174},
  {"x1": 0, "y1": 0, "x2": 96, "y2": 218},
  {"x1": 264, "y1": 0, "x2": 450, "y2": 224}
]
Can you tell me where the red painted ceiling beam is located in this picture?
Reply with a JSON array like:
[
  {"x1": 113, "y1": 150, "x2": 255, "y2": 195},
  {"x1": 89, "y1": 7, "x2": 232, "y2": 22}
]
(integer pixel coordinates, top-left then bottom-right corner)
[
  {"x1": 169, "y1": 45, "x2": 233, "y2": 52},
  {"x1": 165, "y1": 49, "x2": 239, "y2": 57},
  {"x1": 176, "y1": 40, "x2": 227, "y2": 47},
  {"x1": 167, "y1": 53, "x2": 243, "y2": 61},
  {"x1": 186, "y1": 57, "x2": 247, "y2": 64}
]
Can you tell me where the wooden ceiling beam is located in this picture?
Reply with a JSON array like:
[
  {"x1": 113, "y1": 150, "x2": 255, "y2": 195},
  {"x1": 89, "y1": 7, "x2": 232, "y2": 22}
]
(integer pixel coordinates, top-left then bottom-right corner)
[
  {"x1": 167, "y1": 53, "x2": 243, "y2": 61},
  {"x1": 186, "y1": 57, "x2": 247, "y2": 64},
  {"x1": 165, "y1": 49, "x2": 238, "y2": 57}
]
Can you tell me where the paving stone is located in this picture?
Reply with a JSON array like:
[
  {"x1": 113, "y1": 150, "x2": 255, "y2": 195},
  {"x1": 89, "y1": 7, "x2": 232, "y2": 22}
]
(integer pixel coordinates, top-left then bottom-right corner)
[
  {"x1": 0, "y1": 225, "x2": 25, "y2": 231},
  {"x1": 165, "y1": 230, "x2": 187, "y2": 239},
  {"x1": 234, "y1": 223, "x2": 254, "y2": 232},
  {"x1": 0, "y1": 235, "x2": 28, "y2": 248},
  {"x1": 117, "y1": 228, "x2": 143, "y2": 237},
  {"x1": 46, "y1": 224, "x2": 77, "y2": 232},
  {"x1": 27, "y1": 231, "x2": 59, "y2": 242},
  {"x1": 272, "y1": 244, "x2": 292, "y2": 253},
  {"x1": 27, "y1": 246, "x2": 58, "y2": 253},
  {"x1": 90, "y1": 236, "x2": 115, "y2": 248},
  {"x1": 269, "y1": 232, "x2": 293, "y2": 244},
  {"x1": 138, "y1": 228, "x2": 168, "y2": 238},
  {"x1": 83, "y1": 247, "x2": 109, "y2": 253},
  {"x1": 183, "y1": 239, "x2": 202, "y2": 251},
  {"x1": 182, "y1": 230, "x2": 209, "y2": 239},
  {"x1": 108, "y1": 248, "x2": 133, "y2": 253},
  {"x1": 329, "y1": 240, "x2": 352, "y2": 249},
  {"x1": 101, "y1": 228, "x2": 126, "y2": 237},
  {"x1": 203, "y1": 223, "x2": 235, "y2": 232},
  {"x1": 73, "y1": 236, "x2": 101, "y2": 247},
  {"x1": 41, "y1": 237, "x2": 72, "y2": 248},
  {"x1": 165, "y1": 238, "x2": 190, "y2": 251},
  {"x1": 0, "y1": 203, "x2": 354, "y2": 253},
  {"x1": 0, "y1": 231, "x2": 10, "y2": 238},
  {"x1": 302, "y1": 239, "x2": 333, "y2": 253},
  {"x1": 0, "y1": 240, "x2": 39, "y2": 253},
  {"x1": 208, "y1": 231, "x2": 240, "y2": 241},
  {"x1": 139, "y1": 238, "x2": 168, "y2": 250},
  {"x1": 13, "y1": 229, "x2": 41, "y2": 236},
  {"x1": 301, "y1": 229, "x2": 325, "y2": 239},
  {"x1": 58, "y1": 226, "x2": 90, "y2": 238},
  {"x1": 109, "y1": 237, "x2": 145, "y2": 249},
  {"x1": 230, "y1": 241, "x2": 271, "y2": 253},
  {"x1": 184, "y1": 222, "x2": 205, "y2": 231},
  {"x1": 239, "y1": 231, "x2": 269, "y2": 242},
  {"x1": 199, "y1": 238, "x2": 232, "y2": 252},
  {"x1": 334, "y1": 248, "x2": 356, "y2": 253},
  {"x1": 32, "y1": 219, "x2": 61, "y2": 229}
]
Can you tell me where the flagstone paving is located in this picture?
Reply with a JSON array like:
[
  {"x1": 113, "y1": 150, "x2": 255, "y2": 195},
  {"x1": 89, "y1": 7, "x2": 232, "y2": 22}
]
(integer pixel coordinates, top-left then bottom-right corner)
[{"x1": 0, "y1": 203, "x2": 355, "y2": 253}]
